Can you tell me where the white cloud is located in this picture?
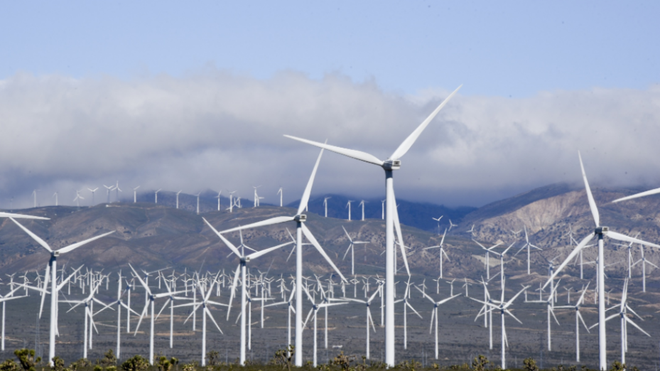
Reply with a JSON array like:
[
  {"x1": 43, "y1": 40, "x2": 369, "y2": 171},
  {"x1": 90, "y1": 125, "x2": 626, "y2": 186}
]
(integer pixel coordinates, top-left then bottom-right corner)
[{"x1": 1, "y1": 70, "x2": 659, "y2": 209}]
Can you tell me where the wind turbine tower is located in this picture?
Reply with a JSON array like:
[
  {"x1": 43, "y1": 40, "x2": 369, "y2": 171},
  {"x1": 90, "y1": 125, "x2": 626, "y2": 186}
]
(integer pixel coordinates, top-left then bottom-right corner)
[
  {"x1": 133, "y1": 186, "x2": 140, "y2": 203},
  {"x1": 346, "y1": 200, "x2": 353, "y2": 221},
  {"x1": 88, "y1": 188, "x2": 98, "y2": 206},
  {"x1": 176, "y1": 190, "x2": 182, "y2": 209},
  {"x1": 323, "y1": 197, "x2": 331, "y2": 217},
  {"x1": 114, "y1": 181, "x2": 122, "y2": 202},
  {"x1": 155, "y1": 189, "x2": 162, "y2": 204},
  {"x1": 359, "y1": 200, "x2": 366, "y2": 221},
  {"x1": 278, "y1": 188, "x2": 283, "y2": 207}
]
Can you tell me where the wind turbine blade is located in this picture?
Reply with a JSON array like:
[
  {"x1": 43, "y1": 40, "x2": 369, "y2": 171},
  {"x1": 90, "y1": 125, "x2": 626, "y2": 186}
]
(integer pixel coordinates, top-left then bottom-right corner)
[
  {"x1": 367, "y1": 308, "x2": 377, "y2": 332},
  {"x1": 285, "y1": 135, "x2": 384, "y2": 168},
  {"x1": 612, "y1": 186, "x2": 660, "y2": 203},
  {"x1": 297, "y1": 147, "x2": 324, "y2": 215},
  {"x1": 437, "y1": 293, "x2": 462, "y2": 306},
  {"x1": 156, "y1": 299, "x2": 170, "y2": 320},
  {"x1": 133, "y1": 302, "x2": 150, "y2": 335},
  {"x1": 0, "y1": 212, "x2": 49, "y2": 220},
  {"x1": 625, "y1": 317, "x2": 651, "y2": 337},
  {"x1": 504, "y1": 286, "x2": 529, "y2": 308},
  {"x1": 128, "y1": 264, "x2": 151, "y2": 295},
  {"x1": 342, "y1": 226, "x2": 352, "y2": 242},
  {"x1": 505, "y1": 309, "x2": 523, "y2": 324},
  {"x1": 57, "y1": 265, "x2": 84, "y2": 291},
  {"x1": 578, "y1": 151, "x2": 599, "y2": 227},
  {"x1": 407, "y1": 302, "x2": 423, "y2": 319},
  {"x1": 578, "y1": 311, "x2": 590, "y2": 333},
  {"x1": 429, "y1": 308, "x2": 435, "y2": 334},
  {"x1": 389, "y1": 85, "x2": 462, "y2": 160},
  {"x1": 58, "y1": 231, "x2": 116, "y2": 254},
  {"x1": 542, "y1": 233, "x2": 595, "y2": 290},
  {"x1": 415, "y1": 286, "x2": 436, "y2": 304},
  {"x1": 550, "y1": 308, "x2": 561, "y2": 326},
  {"x1": 39, "y1": 264, "x2": 50, "y2": 319},
  {"x1": 205, "y1": 307, "x2": 224, "y2": 334},
  {"x1": 303, "y1": 308, "x2": 314, "y2": 329},
  {"x1": 227, "y1": 264, "x2": 240, "y2": 320},
  {"x1": 9, "y1": 218, "x2": 52, "y2": 252},
  {"x1": 218, "y1": 216, "x2": 296, "y2": 235},
  {"x1": 247, "y1": 241, "x2": 294, "y2": 261},
  {"x1": 607, "y1": 231, "x2": 660, "y2": 249},
  {"x1": 343, "y1": 244, "x2": 353, "y2": 260},
  {"x1": 390, "y1": 189, "x2": 410, "y2": 276},
  {"x1": 203, "y1": 218, "x2": 242, "y2": 257},
  {"x1": 301, "y1": 224, "x2": 347, "y2": 282}
]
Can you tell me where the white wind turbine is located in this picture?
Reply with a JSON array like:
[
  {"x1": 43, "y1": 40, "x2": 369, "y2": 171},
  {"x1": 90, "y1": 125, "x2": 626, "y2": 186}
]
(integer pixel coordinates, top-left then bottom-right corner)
[
  {"x1": 606, "y1": 278, "x2": 650, "y2": 366},
  {"x1": 514, "y1": 226, "x2": 541, "y2": 275},
  {"x1": 88, "y1": 188, "x2": 98, "y2": 205},
  {"x1": 196, "y1": 192, "x2": 201, "y2": 214},
  {"x1": 556, "y1": 283, "x2": 591, "y2": 363},
  {"x1": 632, "y1": 244, "x2": 657, "y2": 292},
  {"x1": 0, "y1": 286, "x2": 26, "y2": 350},
  {"x1": 6, "y1": 214, "x2": 108, "y2": 367},
  {"x1": 472, "y1": 282, "x2": 528, "y2": 370},
  {"x1": 473, "y1": 240, "x2": 503, "y2": 281},
  {"x1": 155, "y1": 276, "x2": 191, "y2": 349},
  {"x1": 342, "y1": 226, "x2": 369, "y2": 275},
  {"x1": 114, "y1": 181, "x2": 122, "y2": 202},
  {"x1": 381, "y1": 199, "x2": 385, "y2": 220},
  {"x1": 215, "y1": 191, "x2": 222, "y2": 211},
  {"x1": 74, "y1": 190, "x2": 84, "y2": 207},
  {"x1": 544, "y1": 151, "x2": 660, "y2": 371},
  {"x1": 331, "y1": 290, "x2": 379, "y2": 359},
  {"x1": 302, "y1": 286, "x2": 347, "y2": 367},
  {"x1": 203, "y1": 220, "x2": 294, "y2": 365},
  {"x1": 448, "y1": 219, "x2": 457, "y2": 231},
  {"x1": 130, "y1": 264, "x2": 184, "y2": 365},
  {"x1": 417, "y1": 286, "x2": 460, "y2": 359},
  {"x1": 155, "y1": 189, "x2": 162, "y2": 204},
  {"x1": 527, "y1": 279, "x2": 562, "y2": 351},
  {"x1": 64, "y1": 279, "x2": 112, "y2": 359},
  {"x1": 323, "y1": 197, "x2": 331, "y2": 217},
  {"x1": 396, "y1": 280, "x2": 422, "y2": 350},
  {"x1": 132, "y1": 186, "x2": 140, "y2": 203},
  {"x1": 424, "y1": 229, "x2": 450, "y2": 278},
  {"x1": 253, "y1": 186, "x2": 263, "y2": 207},
  {"x1": 346, "y1": 200, "x2": 353, "y2": 221},
  {"x1": 52, "y1": 192, "x2": 58, "y2": 206},
  {"x1": 111, "y1": 271, "x2": 139, "y2": 359},
  {"x1": 283, "y1": 85, "x2": 461, "y2": 366},
  {"x1": 359, "y1": 200, "x2": 366, "y2": 221},
  {"x1": 104, "y1": 185, "x2": 113, "y2": 203},
  {"x1": 432, "y1": 216, "x2": 443, "y2": 235},
  {"x1": 278, "y1": 188, "x2": 283, "y2": 207},
  {"x1": 178, "y1": 275, "x2": 226, "y2": 366},
  {"x1": 216, "y1": 147, "x2": 348, "y2": 367}
]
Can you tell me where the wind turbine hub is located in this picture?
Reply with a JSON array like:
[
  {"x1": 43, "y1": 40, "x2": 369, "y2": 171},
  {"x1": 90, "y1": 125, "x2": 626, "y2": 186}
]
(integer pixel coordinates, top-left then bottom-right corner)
[
  {"x1": 382, "y1": 160, "x2": 401, "y2": 171},
  {"x1": 52, "y1": 251, "x2": 60, "y2": 257},
  {"x1": 294, "y1": 214, "x2": 307, "y2": 222},
  {"x1": 595, "y1": 226, "x2": 609, "y2": 235}
]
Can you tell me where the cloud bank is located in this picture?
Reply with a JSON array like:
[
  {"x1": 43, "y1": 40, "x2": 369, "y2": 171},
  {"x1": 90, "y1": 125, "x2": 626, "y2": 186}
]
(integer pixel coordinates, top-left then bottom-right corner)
[{"x1": 1, "y1": 69, "x2": 659, "y2": 209}]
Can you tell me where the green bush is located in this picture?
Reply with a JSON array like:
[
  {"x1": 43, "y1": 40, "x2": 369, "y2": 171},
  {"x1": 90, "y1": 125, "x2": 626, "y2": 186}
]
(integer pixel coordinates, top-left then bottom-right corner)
[
  {"x1": 14, "y1": 349, "x2": 41, "y2": 371},
  {"x1": 157, "y1": 356, "x2": 178, "y2": 371},
  {"x1": 523, "y1": 358, "x2": 539, "y2": 371},
  {"x1": 0, "y1": 359, "x2": 19, "y2": 371},
  {"x1": 98, "y1": 350, "x2": 117, "y2": 367},
  {"x1": 471, "y1": 355, "x2": 489, "y2": 371},
  {"x1": 120, "y1": 355, "x2": 149, "y2": 371}
]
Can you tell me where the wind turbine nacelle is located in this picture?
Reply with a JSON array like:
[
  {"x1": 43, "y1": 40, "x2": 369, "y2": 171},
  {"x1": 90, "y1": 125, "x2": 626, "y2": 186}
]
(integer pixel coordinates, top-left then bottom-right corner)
[
  {"x1": 595, "y1": 226, "x2": 609, "y2": 234},
  {"x1": 294, "y1": 214, "x2": 307, "y2": 222},
  {"x1": 383, "y1": 160, "x2": 401, "y2": 170}
]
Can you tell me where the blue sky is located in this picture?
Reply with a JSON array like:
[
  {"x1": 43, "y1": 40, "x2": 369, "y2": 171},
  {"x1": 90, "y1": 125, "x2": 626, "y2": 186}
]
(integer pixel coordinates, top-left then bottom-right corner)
[
  {"x1": 1, "y1": 2, "x2": 659, "y2": 209},
  {"x1": 3, "y1": 2, "x2": 658, "y2": 97}
]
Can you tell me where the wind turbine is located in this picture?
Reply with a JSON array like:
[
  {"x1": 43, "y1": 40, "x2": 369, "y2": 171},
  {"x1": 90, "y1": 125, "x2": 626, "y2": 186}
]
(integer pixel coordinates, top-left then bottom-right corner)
[
  {"x1": 104, "y1": 185, "x2": 113, "y2": 203},
  {"x1": 253, "y1": 186, "x2": 263, "y2": 207},
  {"x1": 52, "y1": 192, "x2": 58, "y2": 206},
  {"x1": 381, "y1": 200, "x2": 385, "y2": 220},
  {"x1": 432, "y1": 216, "x2": 443, "y2": 235},
  {"x1": 196, "y1": 192, "x2": 201, "y2": 214},
  {"x1": 544, "y1": 151, "x2": 660, "y2": 371},
  {"x1": 342, "y1": 226, "x2": 369, "y2": 275},
  {"x1": 632, "y1": 244, "x2": 657, "y2": 292},
  {"x1": 178, "y1": 275, "x2": 226, "y2": 366},
  {"x1": 114, "y1": 181, "x2": 122, "y2": 202},
  {"x1": 0, "y1": 287, "x2": 26, "y2": 350},
  {"x1": 417, "y1": 286, "x2": 460, "y2": 359},
  {"x1": 473, "y1": 240, "x2": 503, "y2": 281},
  {"x1": 203, "y1": 220, "x2": 294, "y2": 365},
  {"x1": 88, "y1": 188, "x2": 98, "y2": 205},
  {"x1": 215, "y1": 147, "x2": 348, "y2": 367},
  {"x1": 557, "y1": 283, "x2": 591, "y2": 363},
  {"x1": 130, "y1": 264, "x2": 184, "y2": 365},
  {"x1": 283, "y1": 85, "x2": 461, "y2": 366},
  {"x1": 346, "y1": 200, "x2": 353, "y2": 221},
  {"x1": 472, "y1": 282, "x2": 528, "y2": 370},
  {"x1": 323, "y1": 197, "x2": 331, "y2": 217},
  {"x1": 527, "y1": 279, "x2": 562, "y2": 351},
  {"x1": 424, "y1": 229, "x2": 450, "y2": 278},
  {"x1": 397, "y1": 280, "x2": 422, "y2": 350},
  {"x1": 155, "y1": 189, "x2": 162, "y2": 204},
  {"x1": 5, "y1": 214, "x2": 109, "y2": 367},
  {"x1": 514, "y1": 226, "x2": 541, "y2": 275},
  {"x1": 302, "y1": 286, "x2": 347, "y2": 367},
  {"x1": 277, "y1": 188, "x2": 283, "y2": 207},
  {"x1": 132, "y1": 186, "x2": 140, "y2": 203},
  {"x1": 448, "y1": 219, "x2": 457, "y2": 231},
  {"x1": 215, "y1": 191, "x2": 221, "y2": 211},
  {"x1": 74, "y1": 190, "x2": 84, "y2": 207},
  {"x1": 359, "y1": 200, "x2": 366, "y2": 221},
  {"x1": 64, "y1": 279, "x2": 112, "y2": 359}
]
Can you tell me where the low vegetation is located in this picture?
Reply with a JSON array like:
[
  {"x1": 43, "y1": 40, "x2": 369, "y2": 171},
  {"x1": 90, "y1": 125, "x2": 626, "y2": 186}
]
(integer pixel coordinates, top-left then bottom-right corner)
[{"x1": 0, "y1": 349, "x2": 639, "y2": 371}]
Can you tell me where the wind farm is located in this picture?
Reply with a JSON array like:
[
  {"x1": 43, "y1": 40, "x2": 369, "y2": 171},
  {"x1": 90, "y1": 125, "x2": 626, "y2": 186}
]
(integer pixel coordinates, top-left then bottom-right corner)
[{"x1": 2, "y1": 3, "x2": 660, "y2": 369}]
